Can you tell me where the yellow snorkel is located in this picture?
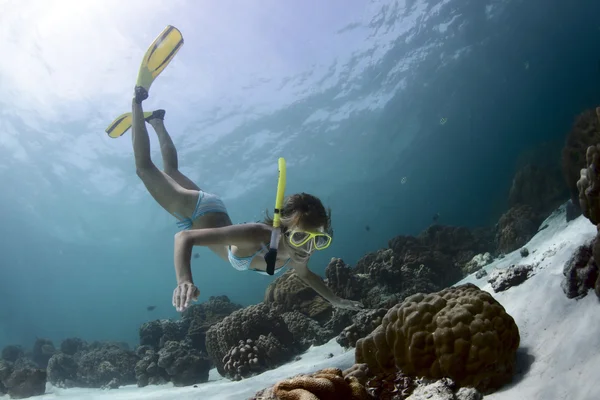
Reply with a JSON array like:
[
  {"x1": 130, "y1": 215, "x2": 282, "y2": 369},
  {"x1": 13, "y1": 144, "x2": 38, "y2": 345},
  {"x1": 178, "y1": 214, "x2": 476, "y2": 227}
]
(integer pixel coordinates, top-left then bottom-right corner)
[{"x1": 264, "y1": 157, "x2": 286, "y2": 275}]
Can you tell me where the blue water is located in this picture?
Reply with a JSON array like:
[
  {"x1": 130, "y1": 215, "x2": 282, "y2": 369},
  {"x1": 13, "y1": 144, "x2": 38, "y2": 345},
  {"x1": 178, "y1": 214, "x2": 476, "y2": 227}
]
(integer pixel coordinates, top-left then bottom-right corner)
[{"x1": 0, "y1": 0, "x2": 599, "y2": 349}]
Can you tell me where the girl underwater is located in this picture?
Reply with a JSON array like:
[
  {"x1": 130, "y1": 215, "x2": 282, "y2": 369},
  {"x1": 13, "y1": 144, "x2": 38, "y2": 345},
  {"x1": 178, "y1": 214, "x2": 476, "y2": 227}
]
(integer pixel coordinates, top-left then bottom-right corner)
[{"x1": 106, "y1": 26, "x2": 364, "y2": 313}]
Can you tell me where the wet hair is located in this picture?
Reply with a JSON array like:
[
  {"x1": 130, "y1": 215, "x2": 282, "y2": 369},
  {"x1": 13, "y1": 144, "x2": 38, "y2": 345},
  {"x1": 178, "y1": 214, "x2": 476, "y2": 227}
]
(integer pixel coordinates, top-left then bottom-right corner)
[{"x1": 263, "y1": 192, "x2": 332, "y2": 235}]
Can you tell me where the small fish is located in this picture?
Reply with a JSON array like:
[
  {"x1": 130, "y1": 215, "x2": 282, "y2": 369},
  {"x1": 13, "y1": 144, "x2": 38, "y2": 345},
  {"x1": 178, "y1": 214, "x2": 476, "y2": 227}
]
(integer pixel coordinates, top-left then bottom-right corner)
[
  {"x1": 193, "y1": 253, "x2": 200, "y2": 259},
  {"x1": 146, "y1": 306, "x2": 156, "y2": 311},
  {"x1": 365, "y1": 225, "x2": 370, "y2": 231}
]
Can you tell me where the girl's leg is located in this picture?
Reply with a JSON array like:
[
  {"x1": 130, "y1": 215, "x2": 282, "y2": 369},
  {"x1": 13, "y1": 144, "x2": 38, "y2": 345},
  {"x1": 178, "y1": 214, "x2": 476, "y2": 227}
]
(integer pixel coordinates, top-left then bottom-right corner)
[
  {"x1": 146, "y1": 111, "x2": 201, "y2": 191},
  {"x1": 131, "y1": 88, "x2": 197, "y2": 216}
]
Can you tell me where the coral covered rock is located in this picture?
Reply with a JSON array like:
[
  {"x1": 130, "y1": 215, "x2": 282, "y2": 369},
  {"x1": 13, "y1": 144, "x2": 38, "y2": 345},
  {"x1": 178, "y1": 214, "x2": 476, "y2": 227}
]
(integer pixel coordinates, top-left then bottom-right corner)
[
  {"x1": 577, "y1": 143, "x2": 600, "y2": 225},
  {"x1": 139, "y1": 319, "x2": 186, "y2": 350},
  {"x1": 0, "y1": 358, "x2": 47, "y2": 399},
  {"x1": 462, "y1": 253, "x2": 493, "y2": 275},
  {"x1": 508, "y1": 163, "x2": 567, "y2": 220},
  {"x1": 487, "y1": 264, "x2": 534, "y2": 293},
  {"x1": 355, "y1": 283, "x2": 520, "y2": 394},
  {"x1": 156, "y1": 340, "x2": 210, "y2": 386},
  {"x1": 562, "y1": 107, "x2": 600, "y2": 208},
  {"x1": 282, "y1": 311, "x2": 334, "y2": 348},
  {"x1": 495, "y1": 205, "x2": 542, "y2": 254},
  {"x1": 325, "y1": 258, "x2": 364, "y2": 301},
  {"x1": 32, "y1": 338, "x2": 56, "y2": 369},
  {"x1": 47, "y1": 342, "x2": 138, "y2": 389},
  {"x1": 561, "y1": 242, "x2": 599, "y2": 299},
  {"x1": 1, "y1": 346, "x2": 24, "y2": 363},
  {"x1": 251, "y1": 368, "x2": 369, "y2": 400},
  {"x1": 205, "y1": 303, "x2": 297, "y2": 376},
  {"x1": 336, "y1": 308, "x2": 388, "y2": 349},
  {"x1": 181, "y1": 295, "x2": 243, "y2": 352},
  {"x1": 265, "y1": 269, "x2": 333, "y2": 323}
]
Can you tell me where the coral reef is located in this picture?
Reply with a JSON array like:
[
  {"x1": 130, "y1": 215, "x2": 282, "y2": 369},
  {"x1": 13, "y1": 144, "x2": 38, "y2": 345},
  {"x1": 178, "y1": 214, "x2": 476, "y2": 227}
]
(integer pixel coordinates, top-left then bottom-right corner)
[
  {"x1": 487, "y1": 264, "x2": 534, "y2": 293},
  {"x1": 562, "y1": 107, "x2": 600, "y2": 209},
  {"x1": 508, "y1": 163, "x2": 567, "y2": 221},
  {"x1": 155, "y1": 340, "x2": 210, "y2": 386},
  {"x1": 251, "y1": 367, "x2": 370, "y2": 400},
  {"x1": 577, "y1": 143, "x2": 600, "y2": 225},
  {"x1": 265, "y1": 269, "x2": 334, "y2": 323},
  {"x1": 47, "y1": 341, "x2": 138, "y2": 388},
  {"x1": 355, "y1": 283, "x2": 520, "y2": 394},
  {"x1": 205, "y1": 303, "x2": 299, "y2": 377},
  {"x1": 182, "y1": 295, "x2": 243, "y2": 352},
  {"x1": 462, "y1": 253, "x2": 493, "y2": 275},
  {"x1": 561, "y1": 242, "x2": 600, "y2": 300},
  {"x1": 282, "y1": 311, "x2": 334, "y2": 348},
  {"x1": 495, "y1": 205, "x2": 543, "y2": 254},
  {"x1": 323, "y1": 225, "x2": 494, "y2": 310},
  {"x1": 336, "y1": 308, "x2": 387, "y2": 349},
  {"x1": 0, "y1": 358, "x2": 46, "y2": 399}
]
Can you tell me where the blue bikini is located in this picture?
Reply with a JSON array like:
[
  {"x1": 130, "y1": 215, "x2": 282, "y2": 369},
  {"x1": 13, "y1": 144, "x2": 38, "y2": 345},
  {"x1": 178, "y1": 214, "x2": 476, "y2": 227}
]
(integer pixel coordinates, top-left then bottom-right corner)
[
  {"x1": 175, "y1": 190, "x2": 290, "y2": 275},
  {"x1": 228, "y1": 244, "x2": 291, "y2": 276},
  {"x1": 174, "y1": 190, "x2": 228, "y2": 230}
]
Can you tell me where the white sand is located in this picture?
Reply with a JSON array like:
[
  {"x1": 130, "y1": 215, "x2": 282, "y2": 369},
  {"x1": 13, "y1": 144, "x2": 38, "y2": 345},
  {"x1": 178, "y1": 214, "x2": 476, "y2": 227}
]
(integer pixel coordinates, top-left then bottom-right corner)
[{"x1": 3, "y1": 205, "x2": 599, "y2": 400}]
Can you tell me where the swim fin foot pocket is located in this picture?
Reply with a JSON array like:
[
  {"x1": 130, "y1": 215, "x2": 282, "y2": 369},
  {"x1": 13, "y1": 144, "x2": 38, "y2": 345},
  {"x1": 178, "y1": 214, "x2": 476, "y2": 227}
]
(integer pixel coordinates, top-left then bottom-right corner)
[
  {"x1": 145, "y1": 109, "x2": 166, "y2": 122},
  {"x1": 134, "y1": 86, "x2": 149, "y2": 104}
]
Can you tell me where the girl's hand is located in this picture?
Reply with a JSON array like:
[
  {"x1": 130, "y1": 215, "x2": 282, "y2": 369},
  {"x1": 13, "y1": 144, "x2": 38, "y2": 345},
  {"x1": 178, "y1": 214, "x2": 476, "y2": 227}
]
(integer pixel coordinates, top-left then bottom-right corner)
[{"x1": 172, "y1": 281, "x2": 199, "y2": 312}]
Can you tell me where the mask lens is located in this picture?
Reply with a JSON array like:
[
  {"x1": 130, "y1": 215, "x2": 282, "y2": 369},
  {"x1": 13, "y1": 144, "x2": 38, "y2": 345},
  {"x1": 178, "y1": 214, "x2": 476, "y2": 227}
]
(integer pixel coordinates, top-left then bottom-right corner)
[
  {"x1": 314, "y1": 235, "x2": 330, "y2": 249},
  {"x1": 290, "y1": 231, "x2": 309, "y2": 245}
]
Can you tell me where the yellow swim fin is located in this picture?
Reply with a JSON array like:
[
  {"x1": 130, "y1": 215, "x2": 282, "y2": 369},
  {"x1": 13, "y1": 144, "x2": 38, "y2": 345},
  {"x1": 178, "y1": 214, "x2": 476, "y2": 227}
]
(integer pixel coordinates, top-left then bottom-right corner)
[
  {"x1": 136, "y1": 25, "x2": 184, "y2": 91},
  {"x1": 105, "y1": 111, "x2": 153, "y2": 138}
]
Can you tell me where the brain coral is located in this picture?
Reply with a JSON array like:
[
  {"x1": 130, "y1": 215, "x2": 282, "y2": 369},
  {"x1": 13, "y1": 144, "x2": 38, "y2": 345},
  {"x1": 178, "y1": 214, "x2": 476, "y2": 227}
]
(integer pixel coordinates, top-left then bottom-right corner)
[{"x1": 355, "y1": 283, "x2": 520, "y2": 394}]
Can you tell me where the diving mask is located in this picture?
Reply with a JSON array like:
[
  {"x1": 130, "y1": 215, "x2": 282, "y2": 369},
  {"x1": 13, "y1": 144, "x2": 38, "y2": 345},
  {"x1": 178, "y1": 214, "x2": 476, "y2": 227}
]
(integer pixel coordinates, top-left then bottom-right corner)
[{"x1": 285, "y1": 229, "x2": 332, "y2": 250}]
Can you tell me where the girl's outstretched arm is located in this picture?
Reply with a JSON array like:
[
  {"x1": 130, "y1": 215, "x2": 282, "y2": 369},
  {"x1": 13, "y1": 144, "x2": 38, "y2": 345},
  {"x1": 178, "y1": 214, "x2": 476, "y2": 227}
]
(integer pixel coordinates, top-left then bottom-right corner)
[
  {"x1": 291, "y1": 262, "x2": 364, "y2": 311},
  {"x1": 172, "y1": 223, "x2": 271, "y2": 311}
]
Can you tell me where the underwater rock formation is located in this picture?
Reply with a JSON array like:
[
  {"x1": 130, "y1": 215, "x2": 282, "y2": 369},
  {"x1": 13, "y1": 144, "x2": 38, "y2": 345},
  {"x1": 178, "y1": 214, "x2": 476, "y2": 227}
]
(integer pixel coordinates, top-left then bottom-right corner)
[
  {"x1": 265, "y1": 269, "x2": 334, "y2": 323},
  {"x1": 250, "y1": 365, "x2": 484, "y2": 400},
  {"x1": 134, "y1": 295, "x2": 241, "y2": 386},
  {"x1": 0, "y1": 358, "x2": 46, "y2": 399},
  {"x1": 1, "y1": 346, "x2": 24, "y2": 363},
  {"x1": 134, "y1": 346, "x2": 168, "y2": 387},
  {"x1": 139, "y1": 319, "x2": 187, "y2": 350},
  {"x1": 561, "y1": 241, "x2": 600, "y2": 300},
  {"x1": 181, "y1": 295, "x2": 243, "y2": 352},
  {"x1": 487, "y1": 264, "x2": 534, "y2": 293},
  {"x1": 325, "y1": 258, "x2": 364, "y2": 301},
  {"x1": 355, "y1": 283, "x2": 520, "y2": 394},
  {"x1": 282, "y1": 311, "x2": 334, "y2": 348},
  {"x1": 205, "y1": 303, "x2": 300, "y2": 378},
  {"x1": 31, "y1": 338, "x2": 56, "y2": 369},
  {"x1": 325, "y1": 225, "x2": 494, "y2": 310},
  {"x1": 577, "y1": 143, "x2": 600, "y2": 225},
  {"x1": 562, "y1": 107, "x2": 600, "y2": 209},
  {"x1": 251, "y1": 367, "x2": 370, "y2": 400},
  {"x1": 47, "y1": 341, "x2": 138, "y2": 389},
  {"x1": 462, "y1": 252, "x2": 493, "y2": 275},
  {"x1": 155, "y1": 340, "x2": 210, "y2": 386},
  {"x1": 336, "y1": 308, "x2": 387, "y2": 349},
  {"x1": 222, "y1": 334, "x2": 298, "y2": 381},
  {"x1": 508, "y1": 163, "x2": 567, "y2": 222},
  {"x1": 494, "y1": 205, "x2": 543, "y2": 254}
]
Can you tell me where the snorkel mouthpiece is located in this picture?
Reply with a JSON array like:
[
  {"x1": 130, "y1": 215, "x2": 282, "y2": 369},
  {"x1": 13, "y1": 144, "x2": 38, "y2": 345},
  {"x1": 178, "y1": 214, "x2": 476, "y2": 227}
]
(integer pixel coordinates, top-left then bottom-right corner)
[{"x1": 265, "y1": 157, "x2": 286, "y2": 275}]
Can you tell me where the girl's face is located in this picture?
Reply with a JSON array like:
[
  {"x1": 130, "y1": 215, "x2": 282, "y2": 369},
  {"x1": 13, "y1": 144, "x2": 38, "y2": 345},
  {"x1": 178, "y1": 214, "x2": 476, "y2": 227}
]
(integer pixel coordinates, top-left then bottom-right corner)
[{"x1": 281, "y1": 223, "x2": 327, "y2": 263}]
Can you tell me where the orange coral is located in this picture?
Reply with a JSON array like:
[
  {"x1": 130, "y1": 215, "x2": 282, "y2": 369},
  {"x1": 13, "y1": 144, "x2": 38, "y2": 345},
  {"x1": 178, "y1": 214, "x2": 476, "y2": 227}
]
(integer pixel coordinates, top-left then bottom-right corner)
[
  {"x1": 272, "y1": 368, "x2": 369, "y2": 400},
  {"x1": 355, "y1": 283, "x2": 520, "y2": 394}
]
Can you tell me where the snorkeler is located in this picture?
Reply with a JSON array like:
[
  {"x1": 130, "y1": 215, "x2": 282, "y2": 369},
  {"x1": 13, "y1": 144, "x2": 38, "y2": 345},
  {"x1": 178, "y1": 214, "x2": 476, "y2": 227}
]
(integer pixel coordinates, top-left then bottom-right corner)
[{"x1": 106, "y1": 26, "x2": 363, "y2": 313}]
